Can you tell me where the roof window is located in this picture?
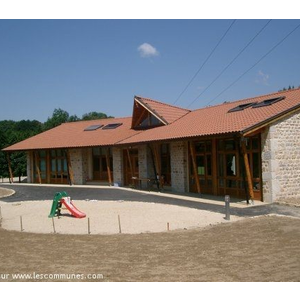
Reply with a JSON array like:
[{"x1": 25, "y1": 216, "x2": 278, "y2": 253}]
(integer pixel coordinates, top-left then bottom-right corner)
[
  {"x1": 252, "y1": 96, "x2": 285, "y2": 108},
  {"x1": 102, "y1": 123, "x2": 123, "y2": 130},
  {"x1": 228, "y1": 102, "x2": 257, "y2": 113},
  {"x1": 84, "y1": 125, "x2": 103, "y2": 131}
]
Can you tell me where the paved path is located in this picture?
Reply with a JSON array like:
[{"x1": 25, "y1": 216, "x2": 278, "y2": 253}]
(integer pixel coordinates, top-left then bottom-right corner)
[{"x1": 1, "y1": 183, "x2": 300, "y2": 218}]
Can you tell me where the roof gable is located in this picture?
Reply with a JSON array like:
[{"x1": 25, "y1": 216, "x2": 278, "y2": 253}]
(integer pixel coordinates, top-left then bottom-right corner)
[{"x1": 131, "y1": 96, "x2": 190, "y2": 128}]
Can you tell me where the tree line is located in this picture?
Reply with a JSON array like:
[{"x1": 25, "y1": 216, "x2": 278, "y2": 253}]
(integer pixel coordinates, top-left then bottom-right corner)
[{"x1": 0, "y1": 108, "x2": 113, "y2": 181}]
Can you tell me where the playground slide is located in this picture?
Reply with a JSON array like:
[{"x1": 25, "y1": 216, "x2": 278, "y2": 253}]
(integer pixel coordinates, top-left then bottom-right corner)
[{"x1": 61, "y1": 197, "x2": 86, "y2": 218}]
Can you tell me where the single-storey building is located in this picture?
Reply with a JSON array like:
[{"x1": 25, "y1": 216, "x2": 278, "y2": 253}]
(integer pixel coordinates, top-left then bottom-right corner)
[{"x1": 3, "y1": 88, "x2": 300, "y2": 205}]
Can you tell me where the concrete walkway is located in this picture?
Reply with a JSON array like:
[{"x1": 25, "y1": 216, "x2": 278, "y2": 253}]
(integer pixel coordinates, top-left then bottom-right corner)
[{"x1": 1, "y1": 183, "x2": 300, "y2": 218}]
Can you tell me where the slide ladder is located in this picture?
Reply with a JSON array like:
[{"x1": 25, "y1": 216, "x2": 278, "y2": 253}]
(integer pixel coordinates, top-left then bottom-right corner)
[{"x1": 48, "y1": 192, "x2": 86, "y2": 218}]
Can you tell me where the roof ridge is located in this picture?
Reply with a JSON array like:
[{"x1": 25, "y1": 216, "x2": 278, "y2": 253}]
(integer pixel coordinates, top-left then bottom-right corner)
[
  {"x1": 135, "y1": 95, "x2": 191, "y2": 112},
  {"x1": 192, "y1": 88, "x2": 300, "y2": 112}
]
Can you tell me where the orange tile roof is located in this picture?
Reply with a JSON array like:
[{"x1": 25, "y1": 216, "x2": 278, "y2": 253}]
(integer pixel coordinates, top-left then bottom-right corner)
[
  {"x1": 3, "y1": 89, "x2": 300, "y2": 151},
  {"x1": 135, "y1": 96, "x2": 190, "y2": 124},
  {"x1": 118, "y1": 88, "x2": 300, "y2": 145},
  {"x1": 4, "y1": 117, "x2": 138, "y2": 151}
]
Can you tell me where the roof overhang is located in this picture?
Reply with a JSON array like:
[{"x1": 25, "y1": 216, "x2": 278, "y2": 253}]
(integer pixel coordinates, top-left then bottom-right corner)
[{"x1": 241, "y1": 103, "x2": 300, "y2": 137}]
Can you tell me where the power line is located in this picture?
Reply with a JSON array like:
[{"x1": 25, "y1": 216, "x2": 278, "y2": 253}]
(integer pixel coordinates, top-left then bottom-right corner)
[
  {"x1": 205, "y1": 22, "x2": 300, "y2": 106},
  {"x1": 187, "y1": 20, "x2": 272, "y2": 108},
  {"x1": 173, "y1": 19, "x2": 236, "y2": 105}
]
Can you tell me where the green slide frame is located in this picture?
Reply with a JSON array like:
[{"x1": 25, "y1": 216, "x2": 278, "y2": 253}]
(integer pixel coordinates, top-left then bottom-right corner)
[{"x1": 48, "y1": 191, "x2": 68, "y2": 218}]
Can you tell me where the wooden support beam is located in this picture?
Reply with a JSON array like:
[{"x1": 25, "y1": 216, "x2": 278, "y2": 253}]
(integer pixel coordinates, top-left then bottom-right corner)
[
  {"x1": 34, "y1": 151, "x2": 42, "y2": 184},
  {"x1": 133, "y1": 108, "x2": 148, "y2": 128},
  {"x1": 105, "y1": 148, "x2": 112, "y2": 186},
  {"x1": 6, "y1": 153, "x2": 14, "y2": 184},
  {"x1": 189, "y1": 141, "x2": 201, "y2": 194},
  {"x1": 241, "y1": 139, "x2": 254, "y2": 200},
  {"x1": 126, "y1": 148, "x2": 134, "y2": 184},
  {"x1": 211, "y1": 138, "x2": 218, "y2": 195},
  {"x1": 66, "y1": 149, "x2": 74, "y2": 185},
  {"x1": 152, "y1": 144, "x2": 162, "y2": 188}
]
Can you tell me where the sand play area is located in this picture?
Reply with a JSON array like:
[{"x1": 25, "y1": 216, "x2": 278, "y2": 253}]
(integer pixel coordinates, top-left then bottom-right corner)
[{"x1": 0, "y1": 187, "x2": 241, "y2": 234}]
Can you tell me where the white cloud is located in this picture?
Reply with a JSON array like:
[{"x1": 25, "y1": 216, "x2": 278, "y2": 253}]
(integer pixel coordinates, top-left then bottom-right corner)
[
  {"x1": 256, "y1": 70, "x2": 270, "y2": 86},
  {"x1": 137, "y1": 43, "x2": 159, "y2": 58}
]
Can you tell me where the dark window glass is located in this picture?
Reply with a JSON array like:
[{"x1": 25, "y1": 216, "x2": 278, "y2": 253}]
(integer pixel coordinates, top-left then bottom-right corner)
[
  {"x1": 84, "y1": 124, "x2": 103, "y2": 131},
  {"x1": 252, "y1": 138, "x2": 259, "y2": 150},
  {"x1": 101, "y1": 157, "x2": 107, "y2": 171},
  {"x1": 206, "y1": 141, "x2": 212, "y2": 152},
  {"x1": 252, "y1": 96, "x2": 285, "y2": 108},
  {"x1": 195, "y1": 142, "x2": 205, "y2": 153},
  {"x1": 40, "y1": 150, "x2": 46, "y2": 158},
  {"x1": 51, "y1": 159, "x2": 56, "y2": 172},
  {"x1": 93, "y1": 148, "x2": 100, "y2": 156},
  {"x1": 63, "y1": 159, "x2": 68, "y2": 172},
  {"x1": 161, "y1": 144, "x2": 169, "y2": 154},
  {"x1": 252, "y1": 153, "x2": 260, "y2": 178},
  {"x1": 218, "y1": 140, "x2": 224, "y2": 151},
  {"x1": 225, "y1": 140, "x2": 236, "y2": 151},
  {"x1": 226, "y1": 180, "x2": 237, "y2": 188},
  {"x1": 218, "y1": 154, "x2": 224, "y2": 177},
  {"x1": 196, "y1": 156, "x2": 205, "y2": 175},
  {"x1": 93, "y1": 157, "x2": 100, "y2": 172},
  {"x1": 206, "y1": 155, "x2": 212, "y2": 176},
  {"x1": 102, "y1": 123, "x2": 122, "y2": 130}
]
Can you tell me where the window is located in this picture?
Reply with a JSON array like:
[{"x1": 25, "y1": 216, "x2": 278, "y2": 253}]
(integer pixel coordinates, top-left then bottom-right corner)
[
  {"x1": 228, "y1": 102, "x2": 257, "y2": 113},
  {"x1": 252, "y1": 96, "x2": 285, "y2": 108},
  {"x1": 84, "y1": 125, "x2": 103, "y2": 131},
  {"x1": 102, "y1": 123, "x2": 122, "y2": 130}
]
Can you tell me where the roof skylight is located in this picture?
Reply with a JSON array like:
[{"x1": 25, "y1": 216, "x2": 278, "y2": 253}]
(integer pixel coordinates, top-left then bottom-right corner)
[
  {"x1": 228, "y1": 102, "x2": 257, "y2": 113},
  {"x1": 102, "y1": 123, "x2": 123, "y2": 130},
  {"x1": 84, "y1": 125, "x2": 103, "y2": 131},
  {"x1": 252, "y1": 96, "x2": 285, "y2": 108}
]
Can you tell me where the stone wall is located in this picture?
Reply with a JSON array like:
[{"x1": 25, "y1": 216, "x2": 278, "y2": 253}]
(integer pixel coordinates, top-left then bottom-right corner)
[
  {"x1": 81, "y1": 148, "x2": 90, "y2": 183},
  {"x1": 112, "y1": 147, "x2": 123, "y2": 186},
  {"x1": 261, "y1": 110, "x2": 300, "y2": 205},
  {"x1": 170, "y1": 141, "x2": 188, "y2": 193},
  {"x1": 69, "y1": 148, "x2": 85, "y2": 185}
]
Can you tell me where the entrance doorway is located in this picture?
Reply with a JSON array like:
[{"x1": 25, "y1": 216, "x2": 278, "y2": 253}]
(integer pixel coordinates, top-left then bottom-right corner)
[
  {"x1": 123, "y1": 149, "x2": 139, "y2": 186},
  {"x1": 92, "y1": 147, "x2": 113, "y2": 182}
]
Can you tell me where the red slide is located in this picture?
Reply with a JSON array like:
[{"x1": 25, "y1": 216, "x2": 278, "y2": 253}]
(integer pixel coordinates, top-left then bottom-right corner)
[{"x1": 61, "y1": 197, "x2": 86, "y2": 218}]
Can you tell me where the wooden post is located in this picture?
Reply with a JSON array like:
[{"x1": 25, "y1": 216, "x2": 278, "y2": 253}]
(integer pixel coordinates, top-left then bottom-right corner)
[
  {"x1": 118, "y1": 214, "x2": 122, "y2": 234},
  {"x1": 126, "y1": 149, "x2": 134, "y2": 185},
  {"x1": 152, "y1": 144, "x2": 162, "y2": 189},
  {"x1": 212, "y1": 138, "x2": 218, "y2": 195},
  {"x1": 52, "y1": 217, "x2": 56, "y2": 234},
  {"x1": 20, "y1": 216, "x2": 23, "y2": 232},
  {"x1": 6, "y1": 153, "x2": 14, "y2": 184},
  {"x1": 167, "y1": 222, "x2": 170, "y2": 231},
  {"x1": 66, "y1": 149, "x2": 74, "y2": 185},
  {"x1": 105, "y1": 148, "x2": 112, "y2": 186},
  {"x1": 241, "y1": 139, "x2": 254, "y2": 201},
  {"x1": 189, "y1": 141, "x2": 201, "y2": 194},
  {"x1": 88, "y1": 217, "x2": 91, "y2": 234},
  {"x1": 34, "y1": 151, "x2": 42, "y2": 184}
]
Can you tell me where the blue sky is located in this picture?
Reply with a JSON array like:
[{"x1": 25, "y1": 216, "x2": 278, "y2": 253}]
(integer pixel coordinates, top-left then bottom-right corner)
[{"x1": 0, "y1": 19, "x2": 299, "y2": 122}]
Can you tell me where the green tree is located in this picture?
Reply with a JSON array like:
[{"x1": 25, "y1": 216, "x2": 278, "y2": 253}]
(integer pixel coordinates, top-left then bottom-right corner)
[
  {"x1": 0, "y1": 119, "x2": 43, "y2": 181},
  {"x1": 43, "y1": 108, "x2": 70, "y2": 131},
  {"x1": 81, "y1": 111, "x2": 112, "y2": 121}
]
